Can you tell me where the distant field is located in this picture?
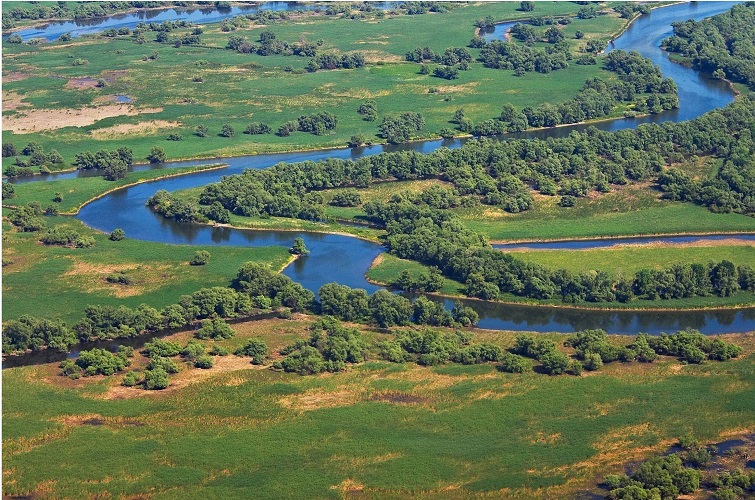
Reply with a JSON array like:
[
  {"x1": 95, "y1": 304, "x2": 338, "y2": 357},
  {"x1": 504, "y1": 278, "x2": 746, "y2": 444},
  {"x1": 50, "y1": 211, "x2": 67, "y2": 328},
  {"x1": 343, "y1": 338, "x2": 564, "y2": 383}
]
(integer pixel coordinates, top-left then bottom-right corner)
[
  {"x1": 514, "y1": 244, "x2": 755, "y2": 276},
  {"x1": 367, "y1": 252, "x2": 467, "y2": 296},
  {"x1": 3, "y1": 317, "x2": 754, "y2": 499},
  {"x1": 459, "y1": 188, "x2": 755, "y2": 241},
  {"x1": 2, "y1": 3, "x2": 627, "y2": 170},
  {"x1": 1, "y1": 216, "x2": 291, "y2": 324}
]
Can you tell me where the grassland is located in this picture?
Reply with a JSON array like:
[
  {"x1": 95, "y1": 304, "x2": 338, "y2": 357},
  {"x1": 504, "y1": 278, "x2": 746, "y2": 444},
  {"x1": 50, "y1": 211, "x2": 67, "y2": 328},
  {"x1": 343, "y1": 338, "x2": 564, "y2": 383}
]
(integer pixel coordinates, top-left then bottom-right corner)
[
  {"x1": 366, "y1": 253, "x2": 466, "y2": 296},
  {"x1": 3, "y1": 316, "x2": 754, "y2": 499},
  {"x1": 2, "y1": 3, "x2": 628, "y2": 171},
  {"x1": 1, "y1": 215, "x2": 291, "y2": 324},
  {"x1": 4, "y1": 163, "x2": 226, "y2": 213}
]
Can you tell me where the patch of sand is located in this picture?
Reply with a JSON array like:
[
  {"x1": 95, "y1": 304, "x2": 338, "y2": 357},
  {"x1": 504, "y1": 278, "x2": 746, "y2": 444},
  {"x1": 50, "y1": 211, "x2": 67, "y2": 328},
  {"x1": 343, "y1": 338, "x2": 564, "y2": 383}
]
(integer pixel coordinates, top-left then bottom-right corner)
[
  {"x1": 65, "y1": 77, "x2": 99, "y2": 90},
  {"x1": 331, "y1": 479, "x2": 364, "y2": 493},
  {"x1": 3, "y1": 104, "x2": 163, "y2": 133},
  {"x1": 2, "y1": 90, "x2": 31, "y2": 111},
  {"x1": 90, "y1": 120, "x2": 181, "y2": 139},
  {"x1": 3, "y1": 71, "x2": 29, "y2": 82},
  {"x1": 280, "y1": 389, "x2": 363, "y2": 411}
]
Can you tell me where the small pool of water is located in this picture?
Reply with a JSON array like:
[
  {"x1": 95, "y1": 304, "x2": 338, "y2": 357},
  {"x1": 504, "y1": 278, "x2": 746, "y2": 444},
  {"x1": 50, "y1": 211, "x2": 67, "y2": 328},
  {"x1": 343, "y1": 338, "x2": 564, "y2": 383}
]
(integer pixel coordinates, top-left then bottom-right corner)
[{"x1": 114, "y1": 94, "x2": 133, "y2": 103}]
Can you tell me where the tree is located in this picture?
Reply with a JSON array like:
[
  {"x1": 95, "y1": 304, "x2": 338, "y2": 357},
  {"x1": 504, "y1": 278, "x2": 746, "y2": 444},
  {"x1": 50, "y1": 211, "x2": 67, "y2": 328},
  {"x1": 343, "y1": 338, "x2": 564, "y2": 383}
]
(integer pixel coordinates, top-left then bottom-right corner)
[
  {"x1": 290, "y1": 237, "x2": 309, "y2": 255},
  {"x1": 220, "y1": 124, "x2": 235, "y2": 137},
  {"x1": 368, "y1": 289, "x2": 412, "y2": 327},
  {"x1": 2, "y1": 143, "x2": 17, "y2": 157},
  {"x1": 109, "y1": 228, "x2": 125, "y2": 241},
  {"x1": 144, "y1": 367, "x2": 169, "y2": 390},
  {"x1": 195, "y1": 124, "x2": 209, "y2": 137},
  {"x1": 146, "y1": 147, "x2": 166, "y2": 164},
  {"x1": 190, "y1": 250, "x2": 211, "y2": 265},
  {"x1": 348, "y1": 134, "x2": 366, "y2": 148},
  {"x1": 195, "y1": 317, "x2": 235, "y2": 340},
  {"x1": 519, "y1": 1, "x2": 535, "y2": 11},
  {"x1": 234, "y1": 337, "x2": 268, "y2": 364}
]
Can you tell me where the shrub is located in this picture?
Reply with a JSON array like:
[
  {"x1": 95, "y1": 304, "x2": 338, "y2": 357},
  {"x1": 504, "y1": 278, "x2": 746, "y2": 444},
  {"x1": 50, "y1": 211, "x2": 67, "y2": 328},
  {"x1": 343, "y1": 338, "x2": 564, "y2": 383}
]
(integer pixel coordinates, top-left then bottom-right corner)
[
  {"x1": 234, "y1": 337, "x2": 268, "y2": 364},
  {"x1": 190, "y1": 250, "x2": 211, "y2": 266},
  {"x1": 109, "y1": 228, "x2": 126, "y2": 241},
  {"x1": 194, "y1": 355, "x2": 214, "y2": 369},
  {"x1": 144, "y1": 368, "x2": 169, "y2": 390}
]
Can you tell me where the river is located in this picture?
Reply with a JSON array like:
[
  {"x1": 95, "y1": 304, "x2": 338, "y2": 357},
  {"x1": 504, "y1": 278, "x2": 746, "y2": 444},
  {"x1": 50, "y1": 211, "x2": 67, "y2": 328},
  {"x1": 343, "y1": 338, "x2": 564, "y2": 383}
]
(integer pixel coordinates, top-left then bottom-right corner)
[{"x1": 7, "y1": 2, "x2": 755, "y2": 338}]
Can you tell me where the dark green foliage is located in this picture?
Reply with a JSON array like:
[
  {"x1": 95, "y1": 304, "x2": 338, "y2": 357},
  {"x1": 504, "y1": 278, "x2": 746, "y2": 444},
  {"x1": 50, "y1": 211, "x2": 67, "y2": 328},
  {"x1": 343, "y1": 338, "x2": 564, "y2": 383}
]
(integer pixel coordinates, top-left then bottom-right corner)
[
  {"x1": 330, "y1": 189, "x2": 362, "y2": 207},
  {"x1": 121, "y1": 371, "x2": 140, "y2": 387},
  {"x1": 143, "y1": 367, "x2": 169, "y2": 390},
  {"x1": 146, "y1": 356, "x2": 180, "y2": 374},
  {"x1": 195, "y1": 317, "x2": 235, "y2": 340},
  {"x1": 190, "y1": 250, "x2": 211, "y2": 266},
  {"x1": 379, "y1": 112, "x2": 424, "y2": 143},
  {"x1": 451, "y1": 302, "x2": 479, "y2": 326},
  {"x1": 68, "y1": 348, "x2": 131, "y2": 377},
  {"x1": 143, "y1": 339, "x2": 182, "y2": 358},
  {"x1": 7, "y1": 204, "x2": 44, "y2": 232},
  {"x1": 232, "y1": 262, "x2": 314, "y2": 312},
  {"x1": 220, "y1": 124, "x2": 235, "y2": 137},
  {"x1": 318, "y1": 283, "x2": 370, "y2": 322},
  {"x1": 244, "y1": 122, "x2": 272, "y2": 135},
  {"x1": 146, "y1": 147, "x2": 166, "y2": 164},
  {"x1": 357, "y1": 100, "x2": 377, "y2": 121},
  {"x1": 41, "y1": 227, "x2": 95, "y2": 248},
  {"x1": 2, "y1": 315, "x2": 77, "y2": 353},
  {"x1": 2, "y1": 182, "x2": 15, "y2": 200},
  {"x1": 209, "y1": 345, "x2": 230, "y2": 356},
  {"x1": 647, "y1": 329, "x2": 741, "y2": 363},
  {"x1": 109, "y1": 228, "x2": 126, "y2": 241},
  {"x1": 290, "y1": 237, "x2": 309, "y2": 255},
  {"x1": 392, "y1": 267, "x2": 444, "y2": 293},
  {"x1": 181, "y1": 340, "x2": 205, "y2": 360},
  {"x1": 412, "y1": 296, "x2": 453, "y2": 326},
  {"x1": 662, "y1": 4, "x2": 755, "y2": 89},
  {"x1": 234, "y1": 337, "x2": 268, "y2": 365},
  {"x1": 605, "y1": 454, "x2": 702, "y2": 499},
  {"x1": 194, "y1": 355, "x2": 214, "y2": 369},
  {"x1": 368, "y1": 289, "x2": 413, "y2": 327},
  {"x1": 498, "y1": 352, "x2": 530, "y2": 373},
  {"x1": 106, "y1": 272, "x2": 133, "y2": 285},
  {"x1": 195, "y1": 125, "x2": 209, "y2": 137},
  {"x1": 276, "y1": 317, "x2": 367, "y2": 374}
]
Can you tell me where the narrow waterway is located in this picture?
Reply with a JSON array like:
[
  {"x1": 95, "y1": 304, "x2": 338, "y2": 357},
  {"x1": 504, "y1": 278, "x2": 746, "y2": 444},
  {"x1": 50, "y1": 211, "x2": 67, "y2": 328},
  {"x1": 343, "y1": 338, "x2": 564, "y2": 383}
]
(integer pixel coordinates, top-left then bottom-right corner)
[{"x1": 6, "y1": 2, "x2": 755, "y2": 338}]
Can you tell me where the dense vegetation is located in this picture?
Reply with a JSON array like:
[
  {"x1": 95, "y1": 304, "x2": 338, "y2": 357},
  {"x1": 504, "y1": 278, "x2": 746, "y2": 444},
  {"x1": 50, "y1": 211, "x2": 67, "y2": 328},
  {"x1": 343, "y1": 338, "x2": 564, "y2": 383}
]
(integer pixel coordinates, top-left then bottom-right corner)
[{"x1": 661, "y1": 3, "x2": 755, "y2": 89}]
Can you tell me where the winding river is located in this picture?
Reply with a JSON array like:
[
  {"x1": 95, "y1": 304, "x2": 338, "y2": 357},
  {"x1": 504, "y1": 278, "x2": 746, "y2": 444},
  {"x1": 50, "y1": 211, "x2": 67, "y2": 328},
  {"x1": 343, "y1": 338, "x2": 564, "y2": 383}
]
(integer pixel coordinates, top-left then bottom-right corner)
[{"x1": 8, "y1": 2, "x2": 755, "y2": 337}]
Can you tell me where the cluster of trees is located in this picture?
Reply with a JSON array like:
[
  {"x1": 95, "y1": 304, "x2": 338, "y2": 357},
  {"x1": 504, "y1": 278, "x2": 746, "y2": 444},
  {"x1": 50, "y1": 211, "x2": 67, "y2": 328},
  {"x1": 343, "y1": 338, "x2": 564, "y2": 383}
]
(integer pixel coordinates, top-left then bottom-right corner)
[
  {"x1": 318, "y1": 282, "x2": 477, "y2": 328},
  {"x1": 41, "y1": 227, "x2": 95, "y2": 249},
  {"x1": 307, "y1": 52, "x2": 365, "y2": 72},
  {"x1": 74, "y1": 147, "x2": 134, "y2": 180},
  {"x1": 373, "y1": 196, "x2": 754, "y2": 303},
  {"x1": 477, "y1": 34, "x2": 570, "y2": 76},
  {"x1": 613, "y1": 2, "x2": 651, "y2": 19},
  {"x1": 7, "y1": 203, "x2": 46, "y2": 232},
  {"x1": 512, "y1": 334, "x2": 583, "y2": 375},
  {"x1": 661, "y1": 3, "x2": 755, "y2": 89},
  {"x1": 272, "y1": 317, "x2": 368, "y2": 374},
  {"x1": 378, "y1": 328, "x2": 499, "y2": 366},
  {"x1": 227, "y1": 30, "x2": 316, "y2": 56},
  {"x1": 60, "y1": 347, "x2": 133, "y2": 379},
  {"x1": 406, "y1": 46, "x2": 472, "y2": 78},
  {"x1": 391, "y1": 267, "x2": 445, "y2": 293},
  {"x1": 379, "y1": 112, "x2": 425, "y2": 143},
  {"x1": 2, "y1": 262, "x2": 313, "y2": 354},
  {"x1": 658, "y1": 158, "x2": 755, "y2": 215},
  {"x1": 4, "y1": 141, "x2": 65, "y2": 176},
  {"x1": 278, "y1": 111, "x2": 338, "y2": 137},
  {"x1": 603, "y1": 437, "x2": 755, "y2": 500}
]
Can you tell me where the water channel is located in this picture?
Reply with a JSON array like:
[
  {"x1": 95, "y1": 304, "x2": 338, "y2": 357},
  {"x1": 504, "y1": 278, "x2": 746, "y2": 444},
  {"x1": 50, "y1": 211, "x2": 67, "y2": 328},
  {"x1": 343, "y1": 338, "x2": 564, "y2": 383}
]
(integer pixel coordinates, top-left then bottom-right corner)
[{"x1": 6, "y1": 2, "x2": 755, "y2": 342}]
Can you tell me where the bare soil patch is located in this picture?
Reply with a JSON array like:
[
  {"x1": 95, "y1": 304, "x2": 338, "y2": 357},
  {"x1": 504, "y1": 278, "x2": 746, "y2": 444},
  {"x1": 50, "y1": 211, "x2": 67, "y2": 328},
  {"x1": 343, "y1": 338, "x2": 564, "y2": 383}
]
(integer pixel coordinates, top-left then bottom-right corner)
[
  {"x1": 3, "y1": 105, "x2": 163, "y2": 133},
  {"x1": 368, "y1": 391, "x2": 426, "y2": 404},
  {"x1": 90, "y1": 119, "x2": 181, "y2": 139},
  {"x1": 2, "y1": 91, "x2": 31, "y2": 111},
  {"x1": 279, "y1": 389, "x2": 363, "y2": 411},
  {"x1": 3, "y1": 71, "x2": 29, "y2": 82},
  {"x1": 65, "y1": 77, "x2": 99, "y2": 90}
]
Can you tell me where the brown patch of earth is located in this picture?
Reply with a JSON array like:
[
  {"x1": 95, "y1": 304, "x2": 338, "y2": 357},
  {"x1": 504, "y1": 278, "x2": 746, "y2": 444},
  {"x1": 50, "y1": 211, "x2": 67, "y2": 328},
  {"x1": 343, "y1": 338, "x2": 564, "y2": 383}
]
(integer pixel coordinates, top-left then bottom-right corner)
[
  {"x1": 2, "y1": 91, "x2": 31, "y2": 112},
  {"x1": 61, "y1": 257, "x2": 174, "y2": 298},
  {"x1": 89, "y1": 120, "x2": 181, "y2": 139},
  {"x1": 3, "y1": 71, "x2": 29, "y2": 82},
  {"x1": 280, "y1": 389, "x2": 363, "y2": 411},
  {"x1": 368, "y1": 391, "x2": 425, "y2": 404},
  {"x1": 3, "y1": 105, "x2": 163, "y2": 133},
  {"x1": 330, "y1": 479, "x2": 365, "y2": 493},
  {"x1": 65, "y1": 77, "x2": 99, "y2": 90}
]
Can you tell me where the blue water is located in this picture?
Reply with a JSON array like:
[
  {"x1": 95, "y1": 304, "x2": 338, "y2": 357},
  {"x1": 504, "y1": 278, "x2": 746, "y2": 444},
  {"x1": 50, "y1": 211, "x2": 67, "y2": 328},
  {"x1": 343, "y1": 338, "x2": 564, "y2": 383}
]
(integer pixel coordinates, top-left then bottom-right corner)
[{"x1": 6, "y1": 1, "x2": 755, "y2": 336}]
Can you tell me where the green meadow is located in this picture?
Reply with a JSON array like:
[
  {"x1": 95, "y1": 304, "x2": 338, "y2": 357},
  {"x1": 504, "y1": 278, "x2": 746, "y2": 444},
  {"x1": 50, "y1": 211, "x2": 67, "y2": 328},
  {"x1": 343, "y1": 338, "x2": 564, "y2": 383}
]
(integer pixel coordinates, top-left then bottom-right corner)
[
  {"x1": 3, "y1": 318, "x2": 754, "y2": 499},
  {"x1": 2, "y1": 2, "x2": 627, "y2": 171},
  {"x1": 1, "y1": 216, "x2": 291, "y2": 324}
]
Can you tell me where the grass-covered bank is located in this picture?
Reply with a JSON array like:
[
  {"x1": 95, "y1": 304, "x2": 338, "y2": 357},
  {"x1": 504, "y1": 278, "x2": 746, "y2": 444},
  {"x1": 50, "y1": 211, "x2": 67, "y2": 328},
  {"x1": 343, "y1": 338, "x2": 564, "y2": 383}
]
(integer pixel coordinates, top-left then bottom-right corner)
[
  {"x1": 1, "y1": 215, "x2": 291, "y2": 324},
  {"x1": 3, "y1": 163, "x2": 227, "y2": 214},
  {"x1": 3, "y1": 317, "x2": 754, "y2": 499}
]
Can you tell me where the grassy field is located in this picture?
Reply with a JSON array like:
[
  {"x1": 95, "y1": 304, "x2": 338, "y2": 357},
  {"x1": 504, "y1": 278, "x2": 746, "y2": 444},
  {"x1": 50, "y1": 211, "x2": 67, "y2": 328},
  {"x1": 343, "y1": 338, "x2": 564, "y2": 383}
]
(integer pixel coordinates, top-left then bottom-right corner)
[
  {"x1": 3, "y1": 317, "x2": 754, "y2": 499},
  {"x1": 1, "y1": 215, "x2": 291, "y2": 324},
  {"x1": 2, "y1": 3, "x2": 627, "y2": 170},
  {"x1": 459, "y1": 187, "x2": 755, "y2": 242},
  {"x1": 4, "y1": 163, "x2": 226, "y2": 213},
  {"x1": 367, "y1": 253, "x2": 466, "y2": 296},
  {"x1": 513, "y1": 244, "x2": 755, "y2": 276}
]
